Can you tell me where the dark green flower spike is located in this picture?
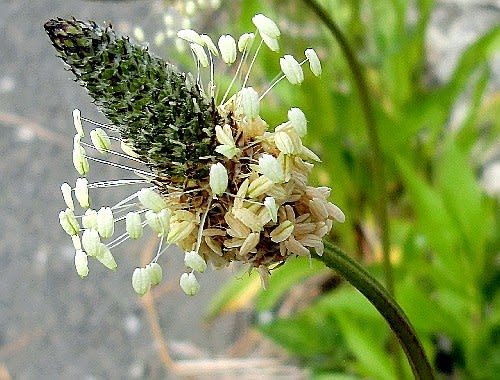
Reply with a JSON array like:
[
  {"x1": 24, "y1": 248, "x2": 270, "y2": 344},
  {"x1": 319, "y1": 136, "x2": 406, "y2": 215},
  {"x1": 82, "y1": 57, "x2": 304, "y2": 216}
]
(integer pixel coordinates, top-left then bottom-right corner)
[{"x1": 44, "y1": 18, "x2": 221, "y2": 183}]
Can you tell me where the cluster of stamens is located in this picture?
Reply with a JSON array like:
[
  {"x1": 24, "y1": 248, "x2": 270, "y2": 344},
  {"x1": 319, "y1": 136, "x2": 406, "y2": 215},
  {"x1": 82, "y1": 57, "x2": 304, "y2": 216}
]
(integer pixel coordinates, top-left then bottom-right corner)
[{"x1": 58, "y1": 14, "x2": 345, "y2": 295}]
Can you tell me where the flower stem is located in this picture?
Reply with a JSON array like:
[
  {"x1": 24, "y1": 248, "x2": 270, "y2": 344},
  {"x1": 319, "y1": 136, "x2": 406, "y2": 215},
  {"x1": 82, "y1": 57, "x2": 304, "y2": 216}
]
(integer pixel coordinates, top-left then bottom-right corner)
[
  {"x1": 317, "y1": 242, "x2": 435, "y2": 379},
  {"x1": 298, "y1": 0, "x2": 402, "y2": 375},
  {"x1": 299, "y1": 0, "x2": 392, "y2": 293}
]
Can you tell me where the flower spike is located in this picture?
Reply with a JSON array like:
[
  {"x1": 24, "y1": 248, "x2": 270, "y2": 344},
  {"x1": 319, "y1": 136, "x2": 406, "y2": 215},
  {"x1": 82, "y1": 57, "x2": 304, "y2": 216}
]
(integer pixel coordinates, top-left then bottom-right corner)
[{"x1": 48, "y1": 13, "x2": 344, "y2": 296}]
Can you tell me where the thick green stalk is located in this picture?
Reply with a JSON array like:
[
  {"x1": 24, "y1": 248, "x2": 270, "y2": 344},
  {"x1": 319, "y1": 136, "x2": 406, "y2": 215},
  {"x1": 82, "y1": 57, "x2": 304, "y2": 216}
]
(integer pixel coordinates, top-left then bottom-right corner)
[
  {"x1": 318, "y1": 242, "x2": 435, "y2": 379},
  {"x1": 298, "y1": 0, "x2": 402, "y2": 375},
  {"x1": 300, "y1": 0, "x2": 392, "y2": 293}
]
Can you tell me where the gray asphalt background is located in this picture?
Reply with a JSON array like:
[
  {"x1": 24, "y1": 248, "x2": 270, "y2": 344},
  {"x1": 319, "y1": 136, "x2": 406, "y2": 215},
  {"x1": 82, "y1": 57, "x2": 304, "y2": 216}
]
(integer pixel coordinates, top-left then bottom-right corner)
[{"x1": 0, "y1": 1, "x2": 499, "y2": 379}]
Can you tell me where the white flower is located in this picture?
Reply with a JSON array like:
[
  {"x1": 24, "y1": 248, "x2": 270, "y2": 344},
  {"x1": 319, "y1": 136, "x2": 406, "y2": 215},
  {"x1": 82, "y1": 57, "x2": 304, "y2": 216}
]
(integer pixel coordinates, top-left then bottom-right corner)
[
  {"x1": 305, "y1": 48, "x2": 322, "y2": 76},
  {"x1": 209, "y1": 162, "x2": 228, "y2": 196},
  {"x1": 180, "y1": 272, "x2": 200, "y2": 296},
  {"x1": 280, "y1": 55, "x2": 304, "y2": 85},
  {"x1": 218, "y1": 34, "x2": 237, "y2": 64}
]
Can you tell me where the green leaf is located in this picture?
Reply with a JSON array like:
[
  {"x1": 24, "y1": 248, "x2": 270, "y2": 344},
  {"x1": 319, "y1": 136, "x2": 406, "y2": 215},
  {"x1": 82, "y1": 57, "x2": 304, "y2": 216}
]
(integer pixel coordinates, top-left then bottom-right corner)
[
  {"x1": 394, "y1": 155, "x2": 464, "y2": 288},
  {"x1": 204, "y1": 270, "x2": 261, "y2": 322},
  {"x1": 256, "y1": 256, "x2": 326, "y2": 311},
  {"x1": 435, "y1": 139, "x2": 487, "y2": 272},
  {"x1": 335, "y1": 311, "x2": 397, "y2": 380}
]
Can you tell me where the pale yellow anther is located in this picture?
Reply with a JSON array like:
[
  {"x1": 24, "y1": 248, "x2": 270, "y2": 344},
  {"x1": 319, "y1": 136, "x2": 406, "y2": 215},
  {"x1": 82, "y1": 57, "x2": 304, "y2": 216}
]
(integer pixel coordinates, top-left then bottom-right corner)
[
  {"x1": 59, "y1": 208, "x2": 79, "y2": 236},
  {"x1": 288, "y1": 108, "x2": 307, "y2": 137},
  {"x1": 264, "y1": 196, "x2": 278, "y2": 223},
  {"x1": 209, "y1": 163, "x2": 228, "y2": 196},
  {"x1": 82, "y1": 208, "x2": 98, "y2": 229},
  {"x1": 238, "y1": 32, "x2": 255, "y2": 52},
  {"x1": 258, "y1": 153, "x2": 284, "y2": 183},
  {"x1": 75, "y1": 177, "x2": 90, "y2": 208},
  {"x1": 97, "y1": 207, "x2": 114, "y2": 239},
  {"x1": 145, "y1": 209, "x2": 170, "y2": 237},
  {"x1": 270, "y1": 220, "x2": 294, "y2": 242},
  {"x1": 61, "y1": 183, "x2": 74, "y2": 211},
  {"x1": 146, "y1": 262, "x2": 163, "y2": 286},
  {"x1": 218, "y1": 34, "x2": 237, "y2": 64},
  {"x1": 239, "y1": 232, "x2": 260, "y2": 256},
  {"x1": 200, "y1": 34, "x2": 218, "y2": 55},
  {"x1": 180, "y1": 272, "x2": 200, "y2": 296},
  {"x1": 132, "y1": 267, "x2": 150, "y2": 296},
  {"x1": 184, "y1": 251, "x2": 207, "y2": 272},
  {"x1": 237, "y1": 87, "x2": 259, "y2": 119},
  {"x1": 72, "y1": 136, "x2": 89, "y2": 176},
  {"x1": 137, "y1": 188, "x2": 167, "y2": 212},
  {"x1": 190, "y1": 43, "x2": 209, "y2": 67},
  {"x1": 177, "y1": 28, "x2": 204, "y2": 45},
  {"x1": 247, "y1": 175, "x2": 274, "y2": 198},
  {"x1": 120, "y1": 141, "x2": 140, "y2": 158},
  {"x1": 252, "y1": 14, "x2": 281, "y2": 39},
  {"x1": 215, "y1": 124, "x2": 235, "y2": 146},
  {"x1": 260, "y1": 33, "x2": 279, "y2": 52},
  {"x1": 126, "y1": 211, "x2": 143, "y2": 240},
  {"x1": 90, "y1": 128, "x2": 111, "y2": 154},
  {"x1": 74, "y1": 249, "x2": 89, "y2": 278},
  {"x1": 305, "y1": 48, "x2": 322, "y2": 76},
  {"x1": 274, "y1": 130, "x2": 302, "y2": 154},
  {"x1": 82, "y1": 228, "x2": 100, "y2": 257},
  {"x1": 232, "y1": 207, "x2": 263, "y2": 232},
  {"x1": 167, "y1": 220, "x2": 195, "y2": 243},
  {"x1": 215, "y1": 144, "x2": 240, "y2": 159},
  {"x1": 280, "y1": 55, "x2": 304, "y2": 85},
  {"x1": 96, "y1": 243, "x2": 117, "y2": 271},
  {"x1": 73, "y1": 109, "x2": 84, "y2": 137}
]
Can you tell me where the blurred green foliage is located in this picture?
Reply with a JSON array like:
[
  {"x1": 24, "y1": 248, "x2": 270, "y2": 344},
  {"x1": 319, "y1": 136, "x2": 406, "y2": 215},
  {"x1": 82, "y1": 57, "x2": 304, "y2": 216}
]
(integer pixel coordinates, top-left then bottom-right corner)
[{"x1": 196, "y1": 0, "x2": 500, "y2": 378}]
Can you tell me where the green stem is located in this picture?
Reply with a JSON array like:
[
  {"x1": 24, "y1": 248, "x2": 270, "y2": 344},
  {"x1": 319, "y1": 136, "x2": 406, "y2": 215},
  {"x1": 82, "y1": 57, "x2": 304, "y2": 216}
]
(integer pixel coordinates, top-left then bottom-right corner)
[
  {"x1": 298, "y1": 0, "x2": 402, "y2": 375},
  {"x1": 318, "y1": 241, "x2": 435, "y2": 379},
  {"x1": 299, "y1": 0, "x2": 393, "y2": 292}
]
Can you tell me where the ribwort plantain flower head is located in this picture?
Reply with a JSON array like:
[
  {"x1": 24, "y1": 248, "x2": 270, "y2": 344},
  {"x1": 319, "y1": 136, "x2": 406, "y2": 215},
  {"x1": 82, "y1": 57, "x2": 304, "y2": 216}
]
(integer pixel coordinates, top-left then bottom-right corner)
[{"x1": 47, "y1": 14, "x2": 344, "y2": 295}]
